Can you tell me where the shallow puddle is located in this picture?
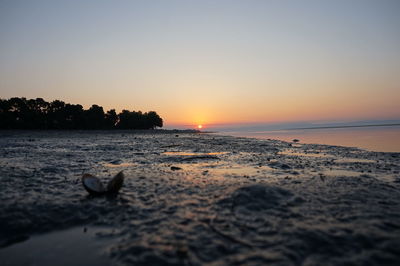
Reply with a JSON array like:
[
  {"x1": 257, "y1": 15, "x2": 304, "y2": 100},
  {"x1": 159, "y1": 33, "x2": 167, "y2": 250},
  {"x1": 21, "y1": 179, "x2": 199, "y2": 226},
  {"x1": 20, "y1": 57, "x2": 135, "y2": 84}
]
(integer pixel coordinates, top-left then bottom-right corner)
[
  {"x1": 291, "y1": 144, "x2": 303, "y2": 148},
  {"x1": 211, "y1": 165, "x2": 273, "y2": 177},
  {"x1": 170, "y1": 162, "x2": 273, "y2": 178},
  {"x1": 334, "y1": 158, "x2": 376, "y2": 163},
  {"x1": 0, "y1": 226, "x2": 114, "y2": 266},
  {"x1": 279, "y1": 150, "x2": 334, "y2": 158},
  {"x1": 162, "y1": 151, "x2": 228, "y2": 156},
  {"x1": 323, "y1": 169, "x2": 361, "y2": 177}
]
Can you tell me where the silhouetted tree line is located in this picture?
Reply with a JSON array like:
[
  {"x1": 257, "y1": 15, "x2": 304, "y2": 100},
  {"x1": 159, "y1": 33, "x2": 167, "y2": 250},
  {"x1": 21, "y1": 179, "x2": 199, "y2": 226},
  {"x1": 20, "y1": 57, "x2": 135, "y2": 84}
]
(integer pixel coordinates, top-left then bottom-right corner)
[{"x1": 0, "y1": 97, "x2": 163, "y2": 130}]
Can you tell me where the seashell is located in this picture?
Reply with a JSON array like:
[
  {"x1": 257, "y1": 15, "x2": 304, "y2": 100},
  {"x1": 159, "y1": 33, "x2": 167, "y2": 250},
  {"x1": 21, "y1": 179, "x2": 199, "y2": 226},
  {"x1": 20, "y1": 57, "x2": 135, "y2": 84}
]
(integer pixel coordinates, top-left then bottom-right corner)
[
  {"x1": 82, "y1": 173, "x2": 106, "y2": 195},
  {"x1": 107, "y1": 171, "x2": 124, "y2": 194}
]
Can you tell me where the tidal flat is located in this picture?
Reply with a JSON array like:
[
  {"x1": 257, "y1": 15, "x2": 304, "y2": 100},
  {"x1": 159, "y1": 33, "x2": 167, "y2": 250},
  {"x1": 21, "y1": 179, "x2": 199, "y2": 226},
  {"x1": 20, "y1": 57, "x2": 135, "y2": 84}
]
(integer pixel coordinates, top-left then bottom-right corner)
[{"x1": 0, "y1": 131, "x2": 399, "y2": 265}]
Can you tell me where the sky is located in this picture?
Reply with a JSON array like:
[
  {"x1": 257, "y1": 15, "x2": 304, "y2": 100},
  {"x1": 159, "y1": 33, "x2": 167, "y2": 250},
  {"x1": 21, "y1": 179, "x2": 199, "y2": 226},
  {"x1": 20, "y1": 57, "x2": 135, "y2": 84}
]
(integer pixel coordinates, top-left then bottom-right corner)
[{"x1": 0, "y1": 0, "x2": 399, "y2": 129}]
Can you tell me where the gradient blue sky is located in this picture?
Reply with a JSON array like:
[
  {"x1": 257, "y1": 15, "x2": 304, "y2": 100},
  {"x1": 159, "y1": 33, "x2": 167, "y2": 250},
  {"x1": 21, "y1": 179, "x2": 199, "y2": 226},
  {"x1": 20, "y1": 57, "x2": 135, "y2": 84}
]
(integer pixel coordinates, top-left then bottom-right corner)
[{"x1": 1, "y1": 0, "x2": 399, "y2": 128}]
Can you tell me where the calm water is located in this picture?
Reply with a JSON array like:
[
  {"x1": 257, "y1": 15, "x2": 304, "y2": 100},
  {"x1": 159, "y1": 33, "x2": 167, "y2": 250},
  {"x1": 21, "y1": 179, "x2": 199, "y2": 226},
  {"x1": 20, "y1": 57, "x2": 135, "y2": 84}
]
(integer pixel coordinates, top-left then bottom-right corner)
[{"x1": 219, "y1": 125, "x2": 400, "y2": 152}]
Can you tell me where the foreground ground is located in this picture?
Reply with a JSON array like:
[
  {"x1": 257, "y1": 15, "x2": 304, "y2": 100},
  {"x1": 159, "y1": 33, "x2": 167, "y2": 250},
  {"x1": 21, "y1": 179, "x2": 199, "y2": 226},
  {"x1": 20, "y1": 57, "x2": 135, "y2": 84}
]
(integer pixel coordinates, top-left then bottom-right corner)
[{"x1": 0, "y1": 131, "x2": 399, "y2": 265}]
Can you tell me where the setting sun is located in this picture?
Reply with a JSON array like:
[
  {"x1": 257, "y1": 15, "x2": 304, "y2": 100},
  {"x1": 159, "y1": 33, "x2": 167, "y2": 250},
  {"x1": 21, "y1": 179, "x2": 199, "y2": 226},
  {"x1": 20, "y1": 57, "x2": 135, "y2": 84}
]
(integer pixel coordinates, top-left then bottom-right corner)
[{"x1": 197, "y1": 125, "x2": 203, "y2": 129}]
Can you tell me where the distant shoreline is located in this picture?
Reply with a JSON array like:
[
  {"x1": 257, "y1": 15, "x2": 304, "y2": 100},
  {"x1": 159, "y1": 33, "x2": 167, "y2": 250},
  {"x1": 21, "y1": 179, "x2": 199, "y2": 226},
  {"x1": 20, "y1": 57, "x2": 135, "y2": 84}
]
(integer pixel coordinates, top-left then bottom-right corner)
[
  {"x1": 286, "y1": 123, "x2": 400, "y2": 131},
  {"x1": 210, "y1": 123, "x2": 400, "y2": 152},
  {"x1": 209, "y1": 123, "x2": 400, "y2": 134}
]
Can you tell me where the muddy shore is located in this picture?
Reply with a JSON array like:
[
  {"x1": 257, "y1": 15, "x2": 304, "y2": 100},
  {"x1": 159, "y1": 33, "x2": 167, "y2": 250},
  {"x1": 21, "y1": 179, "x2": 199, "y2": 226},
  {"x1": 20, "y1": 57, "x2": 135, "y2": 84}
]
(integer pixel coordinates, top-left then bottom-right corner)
[{"x1": 0, "y1": 131, "x2": 399, "y2": 265}]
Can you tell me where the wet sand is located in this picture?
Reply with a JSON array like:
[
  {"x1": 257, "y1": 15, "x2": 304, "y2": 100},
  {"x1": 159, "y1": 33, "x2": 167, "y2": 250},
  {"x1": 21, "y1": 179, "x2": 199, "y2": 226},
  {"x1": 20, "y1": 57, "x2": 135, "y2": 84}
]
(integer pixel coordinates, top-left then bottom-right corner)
[{"x1": 0, "y1": 131, "x2": 399, "y2": 265}]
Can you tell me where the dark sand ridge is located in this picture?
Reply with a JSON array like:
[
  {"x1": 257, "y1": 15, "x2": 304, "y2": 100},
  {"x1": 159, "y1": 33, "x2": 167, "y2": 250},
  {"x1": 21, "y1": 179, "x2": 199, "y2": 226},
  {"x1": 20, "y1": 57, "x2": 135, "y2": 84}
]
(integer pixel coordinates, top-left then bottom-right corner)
[{"x1": 0, "y1": 131, "x2": 399, "y2": 265}]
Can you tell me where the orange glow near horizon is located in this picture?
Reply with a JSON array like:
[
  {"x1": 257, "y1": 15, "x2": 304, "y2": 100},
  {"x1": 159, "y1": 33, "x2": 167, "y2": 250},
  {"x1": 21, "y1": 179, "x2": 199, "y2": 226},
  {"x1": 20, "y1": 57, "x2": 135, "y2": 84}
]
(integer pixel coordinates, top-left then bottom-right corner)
[{"x1": 1, "y1": 1, "x2": 399, "y2": 128}]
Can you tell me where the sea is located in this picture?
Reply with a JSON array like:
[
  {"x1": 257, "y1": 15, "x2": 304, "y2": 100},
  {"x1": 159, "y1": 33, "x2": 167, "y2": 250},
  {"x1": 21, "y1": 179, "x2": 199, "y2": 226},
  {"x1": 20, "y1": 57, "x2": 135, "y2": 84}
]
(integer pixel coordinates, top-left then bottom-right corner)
[{"x1": 217, "y1": 125, "x2": 400, "y2": 153}]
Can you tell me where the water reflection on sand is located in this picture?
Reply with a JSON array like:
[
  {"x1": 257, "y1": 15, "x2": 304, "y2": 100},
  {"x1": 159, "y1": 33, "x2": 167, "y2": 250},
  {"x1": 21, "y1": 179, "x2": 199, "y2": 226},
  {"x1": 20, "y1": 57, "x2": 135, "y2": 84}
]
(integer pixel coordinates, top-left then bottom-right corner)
[
  {"x1": 0, "y1": 227, "x2": 114, "y2": 266},
  {"x1": 162, "y1": 151, "x2": 228, "y2": 156}
]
